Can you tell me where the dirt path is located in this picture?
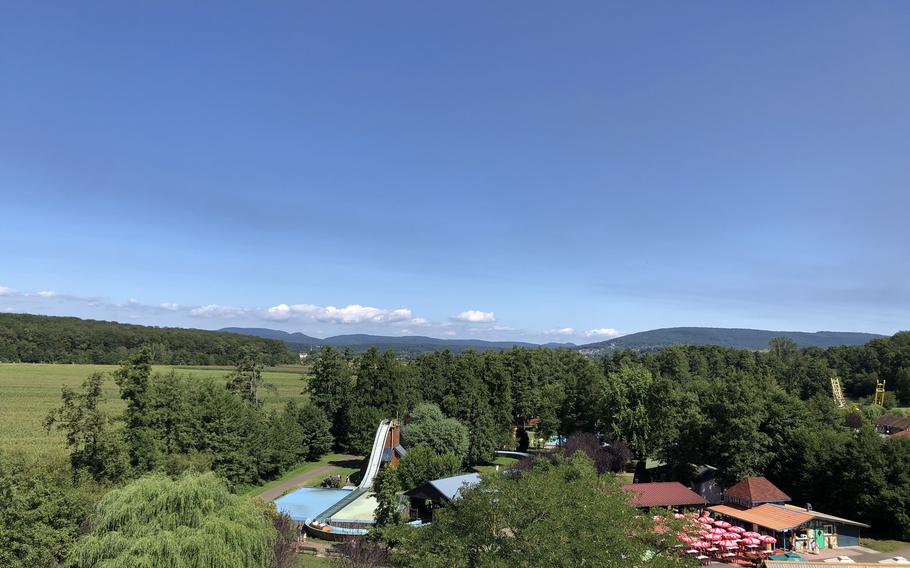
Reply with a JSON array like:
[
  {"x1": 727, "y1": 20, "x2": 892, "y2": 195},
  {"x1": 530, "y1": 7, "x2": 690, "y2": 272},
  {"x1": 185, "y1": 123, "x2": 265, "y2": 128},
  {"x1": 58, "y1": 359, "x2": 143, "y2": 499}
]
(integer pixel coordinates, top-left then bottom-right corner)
[{"x1": 257, "y1": 455, "x2": 359, "y2": 502}]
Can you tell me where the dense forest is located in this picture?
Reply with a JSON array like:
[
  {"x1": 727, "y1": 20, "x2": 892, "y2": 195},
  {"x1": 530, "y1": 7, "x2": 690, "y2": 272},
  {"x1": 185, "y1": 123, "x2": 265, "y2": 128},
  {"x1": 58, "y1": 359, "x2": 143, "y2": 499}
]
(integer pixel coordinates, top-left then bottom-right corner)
[
  {"x1": 3, "y1": 332, "x2": 910, "y2": 566},
  {"x1": 584, "y1": 327, "x2": 883, "y2": 352},
  {"x1": 0, "y1": 313, "x2": 295, "y2": 365},
  {"x1": 308, "y1": 332, "x2": 910, "y2": 541}
]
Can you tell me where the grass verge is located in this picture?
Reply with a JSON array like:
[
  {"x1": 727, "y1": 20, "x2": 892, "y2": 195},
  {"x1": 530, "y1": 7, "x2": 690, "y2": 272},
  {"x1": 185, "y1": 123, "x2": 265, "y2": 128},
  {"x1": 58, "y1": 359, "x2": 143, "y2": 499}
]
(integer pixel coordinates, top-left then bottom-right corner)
[
  {"x1": 242, "y1": 453, "x2": 362, "y2": 498},
  {"x1": 860, "y1": 538, "x2": 910, "y2": 552}
]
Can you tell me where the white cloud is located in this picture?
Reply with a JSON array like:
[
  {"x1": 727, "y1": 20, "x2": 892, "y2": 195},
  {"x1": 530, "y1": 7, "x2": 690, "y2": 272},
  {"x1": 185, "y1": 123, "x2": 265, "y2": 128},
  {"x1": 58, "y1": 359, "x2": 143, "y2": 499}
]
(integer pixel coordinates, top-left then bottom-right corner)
[
  {"x1": 264, "y1": 303, "x2": 414, "y2": 324},
  {"x1": 0, "y1": 286, "x2": 15, "y2": 296},
  {"x1": 189, "y1": 304, "x2": 247, "y2": 318},
  {"x1": 548, "y1": 327, "x2": 576, "y2": 335},
  {"x1": 265, "y1": 303, "x2": 292, "y2": 320},
  {"x1": 160, "y1": 302, "x2": 179, "y2": 311},
  {"x1": 585, "y1": 328, "x2": 622, "y2": 338},
  {"x1": 35, "y1": 290, "x2": 57, "y2": 298},
  {"x1": 411, "y1": 317, "x2": 429, "y2": 326},
  {"x1": 454, "y1": 310, "x2": 496, "y2": 323}
]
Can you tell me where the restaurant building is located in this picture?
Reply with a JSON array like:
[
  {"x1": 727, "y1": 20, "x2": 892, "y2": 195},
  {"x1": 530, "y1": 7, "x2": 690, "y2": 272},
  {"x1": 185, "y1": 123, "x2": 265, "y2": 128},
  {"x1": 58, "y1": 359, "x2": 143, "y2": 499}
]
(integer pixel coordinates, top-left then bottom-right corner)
[{"x1": 709, "y1": 477, "x2": 869, "y2": 551}]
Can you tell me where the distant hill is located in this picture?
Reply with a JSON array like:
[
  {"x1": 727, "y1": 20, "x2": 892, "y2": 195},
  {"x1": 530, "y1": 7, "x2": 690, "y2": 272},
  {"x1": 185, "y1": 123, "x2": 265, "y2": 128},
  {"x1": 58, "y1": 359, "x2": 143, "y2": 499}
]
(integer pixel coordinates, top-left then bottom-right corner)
[
  {"x1": 220, "y1": 328, "x2": 575, "y2": 355},
  {"x1": 578, "y1": 327, "x2": 884, "y2": 353},
  {"x1": 0, "y1": 313, "x2": 295, "y2": 365},
  {"x1": 219, "y1": 327, "x2": 321, "y2": 351}
]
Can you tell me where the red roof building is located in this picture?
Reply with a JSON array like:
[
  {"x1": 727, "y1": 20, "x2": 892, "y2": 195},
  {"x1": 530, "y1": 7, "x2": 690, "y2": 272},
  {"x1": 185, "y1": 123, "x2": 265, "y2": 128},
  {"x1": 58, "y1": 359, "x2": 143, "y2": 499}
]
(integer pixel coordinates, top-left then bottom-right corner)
[
  {"x1": 724, "y1": 476, "x2": 790, "y2": 508},
  {"x1": 622, "y1": 482, "x2": 708, "y2": 508}
]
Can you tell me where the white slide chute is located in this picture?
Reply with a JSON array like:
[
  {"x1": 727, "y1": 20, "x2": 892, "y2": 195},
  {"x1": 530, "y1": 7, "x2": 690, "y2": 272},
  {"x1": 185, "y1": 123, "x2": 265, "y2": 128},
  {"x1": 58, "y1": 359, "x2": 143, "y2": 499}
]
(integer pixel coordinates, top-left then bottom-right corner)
[{"x1": 359, "y1": 419, "x2": 391, "y2": 489}]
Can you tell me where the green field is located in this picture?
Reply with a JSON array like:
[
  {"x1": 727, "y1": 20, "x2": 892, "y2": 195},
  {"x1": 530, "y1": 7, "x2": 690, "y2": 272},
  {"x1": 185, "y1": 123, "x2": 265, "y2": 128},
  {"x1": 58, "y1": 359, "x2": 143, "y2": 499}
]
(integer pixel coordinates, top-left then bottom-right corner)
[{"x1": 0, "y1": 363, "x2": 311, "y2": 456}]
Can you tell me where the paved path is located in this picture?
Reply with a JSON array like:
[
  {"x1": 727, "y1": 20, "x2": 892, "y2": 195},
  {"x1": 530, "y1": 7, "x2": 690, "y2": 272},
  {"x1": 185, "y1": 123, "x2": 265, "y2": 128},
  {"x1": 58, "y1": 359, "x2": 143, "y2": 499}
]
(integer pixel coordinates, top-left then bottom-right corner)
[
  {"x1": 257, "y1": 455, "x2": 360, "y2": 502},
  {"x1": 706, "y1": 545, "x2": 910, "y2": 566}
]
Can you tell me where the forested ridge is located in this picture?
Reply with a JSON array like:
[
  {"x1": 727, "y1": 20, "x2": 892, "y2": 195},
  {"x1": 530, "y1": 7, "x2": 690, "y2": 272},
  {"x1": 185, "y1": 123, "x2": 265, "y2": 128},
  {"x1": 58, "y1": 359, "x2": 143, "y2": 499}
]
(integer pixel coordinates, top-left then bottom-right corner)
[{"x1": 0, "y1": 313, "x2": 295, "y2": 365}]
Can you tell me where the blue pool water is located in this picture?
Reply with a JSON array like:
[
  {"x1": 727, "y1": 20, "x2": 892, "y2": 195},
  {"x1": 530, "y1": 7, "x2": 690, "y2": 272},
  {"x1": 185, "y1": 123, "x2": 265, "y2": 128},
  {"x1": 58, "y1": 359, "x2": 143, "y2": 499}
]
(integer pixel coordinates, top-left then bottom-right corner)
[{"x1": 275, "y1": 487, "x2": 353, "y2": 522}]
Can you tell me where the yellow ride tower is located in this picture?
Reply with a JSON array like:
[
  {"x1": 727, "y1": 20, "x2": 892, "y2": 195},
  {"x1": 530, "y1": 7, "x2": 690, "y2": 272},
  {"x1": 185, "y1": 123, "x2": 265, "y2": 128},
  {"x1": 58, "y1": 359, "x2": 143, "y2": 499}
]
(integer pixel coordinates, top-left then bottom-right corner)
[
  {"x1": 874, "y1": 380, "x2": 886, "y2": 406},
  {"x1": 830, "y1": 377, "x2": 846, "y2": 408}
]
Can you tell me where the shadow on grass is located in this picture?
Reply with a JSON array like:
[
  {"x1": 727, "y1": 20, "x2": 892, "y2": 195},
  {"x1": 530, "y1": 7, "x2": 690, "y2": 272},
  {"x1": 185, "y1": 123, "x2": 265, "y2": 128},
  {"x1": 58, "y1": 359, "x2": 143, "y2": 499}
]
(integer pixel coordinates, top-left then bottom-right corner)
[{"x1": 329, "y1": 458, "x2": 362, "y2": 469}]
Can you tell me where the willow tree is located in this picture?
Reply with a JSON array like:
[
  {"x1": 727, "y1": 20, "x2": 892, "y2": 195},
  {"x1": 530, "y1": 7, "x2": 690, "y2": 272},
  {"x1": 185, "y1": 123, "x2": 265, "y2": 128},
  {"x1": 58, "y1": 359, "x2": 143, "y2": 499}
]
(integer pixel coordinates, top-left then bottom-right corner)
[{"x1": 72, "y1": 472, "x2": 279, "y2": 568}]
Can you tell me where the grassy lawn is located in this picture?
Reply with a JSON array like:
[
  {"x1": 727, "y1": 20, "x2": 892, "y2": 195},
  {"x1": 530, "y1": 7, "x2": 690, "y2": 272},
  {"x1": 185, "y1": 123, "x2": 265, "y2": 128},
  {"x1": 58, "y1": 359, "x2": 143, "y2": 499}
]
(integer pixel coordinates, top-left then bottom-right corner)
[
  {"x1": 474, "y1": 456, "x2": 517, "y2": 474},
  {"x1": 0, "y1": 363, "x2": 311, "y2": 456},
  {"x1": 242, "y1": 453, "x2": 363, "y2": 498},
  {"x1": 297, "y1": 555, "x2": 333, "y2": 567},
  {"x1": 860, "y1": 538, "x2": 910, "y2": 552},
  {"x1": 302, "y1": 457, "x2": 362, "y2": 488},
  {"x1": 616, "y1": 471, "x2": 634, "y2": 484}
]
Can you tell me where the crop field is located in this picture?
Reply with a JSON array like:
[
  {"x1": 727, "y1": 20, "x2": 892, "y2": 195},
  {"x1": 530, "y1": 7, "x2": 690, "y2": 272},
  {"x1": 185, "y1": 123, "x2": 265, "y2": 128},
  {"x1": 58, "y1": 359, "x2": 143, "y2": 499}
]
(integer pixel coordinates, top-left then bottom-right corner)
[{"x1": 0, "y1": 363, "x2": 311, "y2": 456}]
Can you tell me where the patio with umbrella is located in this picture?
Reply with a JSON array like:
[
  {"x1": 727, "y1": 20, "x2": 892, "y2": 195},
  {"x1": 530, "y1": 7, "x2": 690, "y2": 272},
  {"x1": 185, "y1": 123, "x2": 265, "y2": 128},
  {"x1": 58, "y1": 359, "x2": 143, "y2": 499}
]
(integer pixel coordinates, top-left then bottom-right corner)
[
  {"x1": 760, "y1": 534, "x2": 778, "y2": 552},
  {"x1": 719, "y1": 540, "x2": 739, "y2": 560}
]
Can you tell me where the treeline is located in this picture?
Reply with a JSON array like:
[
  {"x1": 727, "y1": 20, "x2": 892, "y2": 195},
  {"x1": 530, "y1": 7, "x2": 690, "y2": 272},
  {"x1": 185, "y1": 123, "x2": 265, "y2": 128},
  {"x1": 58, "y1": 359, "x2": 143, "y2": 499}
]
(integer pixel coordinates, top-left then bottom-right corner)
[
  {"x1": 309, "y1": 333, "x2": 910, "y2": 539},
  {"x1": 4, "y1": 349, "x2": 332, "y2": 567},
  {"x1": 44, "y1": 348, "x2": 332, "y2": 489},
  {"x1": 0, "y1": 313, "x2": 296, "y2": 365}
]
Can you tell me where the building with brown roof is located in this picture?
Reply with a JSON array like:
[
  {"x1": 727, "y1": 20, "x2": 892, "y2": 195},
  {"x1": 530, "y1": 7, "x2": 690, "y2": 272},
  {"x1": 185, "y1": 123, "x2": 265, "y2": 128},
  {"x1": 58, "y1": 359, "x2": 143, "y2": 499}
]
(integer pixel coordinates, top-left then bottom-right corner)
[
  {"x1": 724, "y1": 476, "x2": 791, "y2": 508},
  {"x1": 709, "y1": 503, "x2": 812, "y2": 532},
  {"x1": 622, "y1": 481, "x2": 707, "y2": 509},
  {"x1": 875, "y1": 414, "x2": 910, "y2": 436},
  {"x1": 707, "y1": 502, "x2": 869, "y2": 550}
]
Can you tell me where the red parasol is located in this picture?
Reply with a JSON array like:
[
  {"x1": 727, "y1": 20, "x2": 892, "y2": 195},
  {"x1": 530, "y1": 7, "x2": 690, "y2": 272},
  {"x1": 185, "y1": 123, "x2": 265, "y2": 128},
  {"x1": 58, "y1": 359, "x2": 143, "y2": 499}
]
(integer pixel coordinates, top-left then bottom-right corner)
[
  {"x1": 743, "y1": 531, "x2": 760, "y2": 538},
  {"x1": 760, "y1": 535, "x2": 777, "y2": 544},
  {"x1": 729, "y1": 526, "x2": 746, "y2": 534},
  {"x1": 677, "y1": 533, "x2": 694, "y2": 543}
]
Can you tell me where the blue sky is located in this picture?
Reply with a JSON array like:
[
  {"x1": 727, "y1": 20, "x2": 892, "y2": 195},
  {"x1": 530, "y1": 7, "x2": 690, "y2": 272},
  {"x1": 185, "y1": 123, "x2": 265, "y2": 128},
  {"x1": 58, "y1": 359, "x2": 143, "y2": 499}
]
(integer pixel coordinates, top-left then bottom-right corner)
[{"x1": 1, "y1": 2, "x2": 908, "y2": 343}]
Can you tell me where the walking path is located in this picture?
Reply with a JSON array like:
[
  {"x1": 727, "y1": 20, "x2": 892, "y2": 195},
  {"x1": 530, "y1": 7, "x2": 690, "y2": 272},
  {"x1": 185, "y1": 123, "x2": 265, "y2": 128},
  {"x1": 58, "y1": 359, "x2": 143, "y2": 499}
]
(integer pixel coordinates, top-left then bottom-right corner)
[
  {"x1": 707, "y1": 545, "x2": 910, "y2": 566},
  {"x1": 257, "y1": 455, "x2": 359, "y2": 502}
]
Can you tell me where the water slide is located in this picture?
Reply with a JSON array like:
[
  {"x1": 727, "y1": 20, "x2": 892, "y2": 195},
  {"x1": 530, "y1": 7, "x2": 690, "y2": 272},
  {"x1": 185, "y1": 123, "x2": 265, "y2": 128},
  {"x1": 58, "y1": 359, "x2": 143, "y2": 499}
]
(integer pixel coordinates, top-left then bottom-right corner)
[
  {"x1": 311, "y1": 419, "x2": 392, "y2": 527},
  {"x1": 359, "y1": 419, "x2": 392, "y2": 489}
]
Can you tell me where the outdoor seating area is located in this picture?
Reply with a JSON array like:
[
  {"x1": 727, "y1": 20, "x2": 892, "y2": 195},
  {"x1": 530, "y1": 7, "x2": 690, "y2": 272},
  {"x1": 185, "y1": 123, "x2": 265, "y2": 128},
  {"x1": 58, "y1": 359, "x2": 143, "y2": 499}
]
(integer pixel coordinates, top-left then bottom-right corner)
[{"x1": 673, "y1": 512, "x2": 779, "y2": 565}]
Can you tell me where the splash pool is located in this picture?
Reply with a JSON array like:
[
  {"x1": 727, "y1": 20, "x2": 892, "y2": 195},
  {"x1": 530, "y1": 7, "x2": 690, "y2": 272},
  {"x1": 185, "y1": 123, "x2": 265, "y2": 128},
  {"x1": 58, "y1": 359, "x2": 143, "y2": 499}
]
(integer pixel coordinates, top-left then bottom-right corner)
[{"x1": 275, "y1": 487, "x2": 353, "y2": 522}]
